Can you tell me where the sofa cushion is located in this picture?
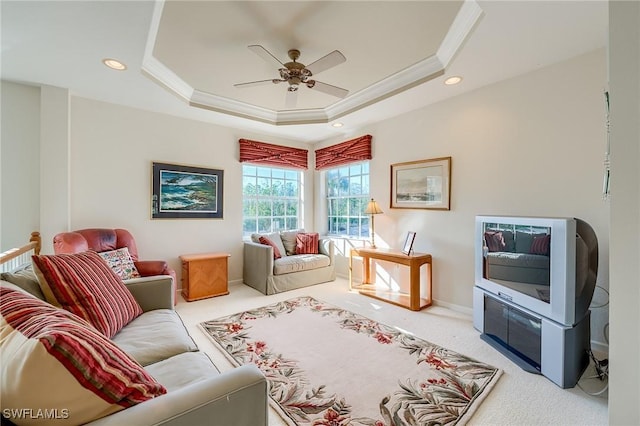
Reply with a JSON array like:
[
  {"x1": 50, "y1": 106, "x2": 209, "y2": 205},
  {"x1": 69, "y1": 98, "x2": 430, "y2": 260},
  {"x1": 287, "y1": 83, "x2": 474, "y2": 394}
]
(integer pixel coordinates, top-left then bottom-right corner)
[
  {"x1": 515, "y1": 231, "x2": 547, "y2": 254},
  {"x1": 486, "y1": 252, "x2": 550, "y2": 269},
  {"x1": 145, "y1": 352, "x2": 220, "y2": 392},
  {"x1": 274, "y1": 254, "x2": 330, "y2": 275},
  {"x1": 295, "y1": 232, "x2": 319, "y2": 254},
  {"x1": 0, "y1": 263, "x2": 45, "y2": 301},
  {"x1": 111, "y1": 309, "x2": 198, "y2": 366},
  {"x1": 0, "y1": 286, "x2": 166, "y2": 425},
  {"x1": 258, "y1": 236, "x2": 282, "y2": 259},
  {"x1": 280, "y1": 229, "x2": 304, "y2": 256},
  {"x1": 501, "y1": 230, "x2": 516, "y2": 252},
  {"x1": 32, "y1": 251, "x2": 143, "y2": 338},
  {"x1": 251, "y1": 232, "x2": 286, "y2": 258},
  {"x1": 98, "y1": 247, "x2": 141, "y2": 280}
]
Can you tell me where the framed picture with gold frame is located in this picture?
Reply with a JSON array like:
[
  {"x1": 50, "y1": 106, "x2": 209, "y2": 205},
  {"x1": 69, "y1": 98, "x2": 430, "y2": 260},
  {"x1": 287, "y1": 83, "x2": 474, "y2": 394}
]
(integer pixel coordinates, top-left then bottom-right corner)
[{"x1": 390, "y1": 156, "x2": 451, "y2": 210}]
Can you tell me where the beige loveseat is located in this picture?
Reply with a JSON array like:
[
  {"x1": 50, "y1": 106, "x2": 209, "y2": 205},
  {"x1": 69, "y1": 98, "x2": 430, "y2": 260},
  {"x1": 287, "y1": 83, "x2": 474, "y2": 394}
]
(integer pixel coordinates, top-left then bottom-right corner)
[
  {"x1": 243, "y1": 230, "x2": 335, "y2": 295},
  {"x1": 1, "y1": 265, "x2": 268, "y2": 426}
]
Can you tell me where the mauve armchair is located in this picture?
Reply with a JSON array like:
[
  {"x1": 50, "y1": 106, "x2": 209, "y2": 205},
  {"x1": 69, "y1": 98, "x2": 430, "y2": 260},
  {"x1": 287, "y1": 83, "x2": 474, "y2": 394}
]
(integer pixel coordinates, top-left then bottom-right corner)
[{"x1": 53, "y1": 228, "x2": 177, "y2": 304}]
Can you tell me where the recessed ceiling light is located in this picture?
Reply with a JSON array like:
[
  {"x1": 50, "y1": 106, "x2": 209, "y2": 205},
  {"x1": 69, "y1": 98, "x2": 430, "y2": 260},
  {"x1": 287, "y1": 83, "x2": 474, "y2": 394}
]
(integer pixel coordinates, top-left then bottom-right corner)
[
  {"x1": 102, "y1": 58, "x2": 127, "y2": 71},
  {"x1": 444, "y1": 76, "x2": 463, "y2": 85},
  {"x1": 332, "y1": 122, "x2": 344, "y2": 128}
]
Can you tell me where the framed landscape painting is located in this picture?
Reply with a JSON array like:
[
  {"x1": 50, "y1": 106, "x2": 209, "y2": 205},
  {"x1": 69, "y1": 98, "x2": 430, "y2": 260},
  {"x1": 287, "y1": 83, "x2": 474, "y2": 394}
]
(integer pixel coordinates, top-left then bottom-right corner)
[
  {"x1": 390, "y1": 157, "x2": 451, "y2": 210},
  {"x1": 152, "y1": 162, "x2": 223, "y2": 219}
]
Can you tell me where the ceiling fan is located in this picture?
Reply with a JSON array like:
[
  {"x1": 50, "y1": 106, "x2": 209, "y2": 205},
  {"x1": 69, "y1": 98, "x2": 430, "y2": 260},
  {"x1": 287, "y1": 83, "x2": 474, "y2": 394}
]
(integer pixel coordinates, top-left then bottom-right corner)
[{"x1": 234, "y1": 45, "x2": 349, "y2": 108}]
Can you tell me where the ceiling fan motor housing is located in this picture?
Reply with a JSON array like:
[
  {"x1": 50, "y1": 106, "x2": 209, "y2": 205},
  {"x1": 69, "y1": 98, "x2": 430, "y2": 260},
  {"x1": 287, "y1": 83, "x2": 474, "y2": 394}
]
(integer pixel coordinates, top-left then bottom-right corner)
[{"x1": 236, "y1": 45, "x2": 349, "y2": 102}]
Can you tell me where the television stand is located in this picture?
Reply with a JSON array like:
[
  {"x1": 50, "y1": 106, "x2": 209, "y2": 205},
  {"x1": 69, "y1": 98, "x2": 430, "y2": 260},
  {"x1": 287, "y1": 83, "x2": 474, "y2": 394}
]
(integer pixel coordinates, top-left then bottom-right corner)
[
  {"x1": 473, "y1": 287, "x2": 591, "y2": 388},
  {"x1": 480, "y1": 334, "x2": 541, "y2": 375}
]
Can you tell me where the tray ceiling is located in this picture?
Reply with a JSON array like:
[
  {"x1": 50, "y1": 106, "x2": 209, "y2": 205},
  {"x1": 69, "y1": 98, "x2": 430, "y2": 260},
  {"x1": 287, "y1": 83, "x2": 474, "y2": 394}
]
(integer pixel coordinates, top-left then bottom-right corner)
[{"x1": 144, "y1": 0, "x2": 477, "y2": 125}]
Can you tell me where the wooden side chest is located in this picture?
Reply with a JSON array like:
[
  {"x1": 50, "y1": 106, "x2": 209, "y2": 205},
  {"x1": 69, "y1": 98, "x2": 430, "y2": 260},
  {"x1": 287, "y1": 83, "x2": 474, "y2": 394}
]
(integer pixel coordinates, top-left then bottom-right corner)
[{"x1": 180, "y1": 252, "x2": 230, "y2": 302}]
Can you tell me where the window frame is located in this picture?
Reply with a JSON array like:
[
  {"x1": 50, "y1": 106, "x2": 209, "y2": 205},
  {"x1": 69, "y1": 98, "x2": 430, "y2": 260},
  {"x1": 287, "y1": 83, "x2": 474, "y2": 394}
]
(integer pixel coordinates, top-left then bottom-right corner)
[
  {"x1": 325, "y1": 161, "x2": 370, "y2": 238},
  {"x1": 242, "y1": 164, "x2": 303, "y2": 236}
]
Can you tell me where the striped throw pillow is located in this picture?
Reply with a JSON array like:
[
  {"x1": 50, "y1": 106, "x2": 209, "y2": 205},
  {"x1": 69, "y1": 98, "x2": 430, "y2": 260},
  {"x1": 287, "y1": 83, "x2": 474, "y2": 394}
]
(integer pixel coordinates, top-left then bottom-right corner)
[
  {"x1": 0, "y1": 286, "x2": 166, "y2": 425},
  {"x1": 32, "y1": 251, "x2": 143, "y2": 338},
  {"x1": 530, "y1": 234, "x2": 551, "y2": 255},
  {"x1": 295, "y1": 232, "x2": 319, "y2": 255}
]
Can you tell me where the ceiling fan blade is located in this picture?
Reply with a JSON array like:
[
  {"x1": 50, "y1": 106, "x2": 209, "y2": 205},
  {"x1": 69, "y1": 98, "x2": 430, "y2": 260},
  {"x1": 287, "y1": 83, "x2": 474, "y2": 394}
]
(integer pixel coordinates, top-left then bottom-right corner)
[
  {"x1": 309, "y1": 80, "x2": 349, "y2": 98},
  {"x1": 305, "y1": 50, "x2": 346, "y2": 75},
  {"x1": 234, "y1": 79, "x2": 280, "y2": 88},
  {"x1": 248, "y1": 44, "x2": 284, "y2": 68},
  {"x1": 285, "y1": 90, "x2": 298, "y2": 109}
]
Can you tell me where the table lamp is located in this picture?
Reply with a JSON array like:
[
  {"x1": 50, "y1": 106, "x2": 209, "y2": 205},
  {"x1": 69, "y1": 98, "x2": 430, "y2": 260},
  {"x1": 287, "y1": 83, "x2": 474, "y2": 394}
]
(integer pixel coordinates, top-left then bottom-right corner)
[{"x1": 364, "y1": 198, "x2": 383, "y2": 248}]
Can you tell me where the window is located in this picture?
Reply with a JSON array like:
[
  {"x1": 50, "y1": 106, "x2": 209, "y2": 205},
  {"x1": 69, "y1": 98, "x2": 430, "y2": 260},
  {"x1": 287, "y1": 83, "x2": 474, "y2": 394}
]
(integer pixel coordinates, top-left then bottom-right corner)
[
  {"x1": 242, "y1": 165, "x2": 302, "y2": 236},
  {"x1": 326, "y1": 162, "x2": 370, "y2": 237}
]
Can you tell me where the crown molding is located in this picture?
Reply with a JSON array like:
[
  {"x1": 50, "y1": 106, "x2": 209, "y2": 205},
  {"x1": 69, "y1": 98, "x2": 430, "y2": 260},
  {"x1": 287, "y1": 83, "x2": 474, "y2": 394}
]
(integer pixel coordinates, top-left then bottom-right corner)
[
  {"x1": 437, "y1": 0, "x2": 485, "y2": 66},
  {"x1": 142, "y1": 0, "x2": 482, "y2": 126}
]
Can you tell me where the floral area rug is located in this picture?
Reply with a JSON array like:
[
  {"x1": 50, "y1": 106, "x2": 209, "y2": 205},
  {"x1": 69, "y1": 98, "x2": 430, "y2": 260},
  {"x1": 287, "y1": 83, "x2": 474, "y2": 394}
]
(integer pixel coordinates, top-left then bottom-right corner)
[{"x1": 200, "y1": 296, "x2": 501, "y2": 426}]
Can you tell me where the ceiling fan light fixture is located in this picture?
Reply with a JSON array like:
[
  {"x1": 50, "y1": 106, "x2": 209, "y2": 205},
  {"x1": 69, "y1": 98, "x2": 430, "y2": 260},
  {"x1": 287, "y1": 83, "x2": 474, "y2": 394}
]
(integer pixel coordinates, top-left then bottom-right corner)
[
  {"x1": 102, "y1": 58, "x2": 127, "y2": 71},
  {"x1": 444, "y1": 76, "x2": 463, "y2": 85}
]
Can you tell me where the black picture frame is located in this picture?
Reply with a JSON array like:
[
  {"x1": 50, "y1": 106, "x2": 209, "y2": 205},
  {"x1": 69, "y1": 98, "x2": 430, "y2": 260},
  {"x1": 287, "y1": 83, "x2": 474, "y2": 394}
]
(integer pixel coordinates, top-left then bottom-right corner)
[
  {"x1": 152, "y1": 162, "x2": 223, "y2": 219},
  {"x1": 402, "y1": 231, "x2": 416, "y2": 255}
]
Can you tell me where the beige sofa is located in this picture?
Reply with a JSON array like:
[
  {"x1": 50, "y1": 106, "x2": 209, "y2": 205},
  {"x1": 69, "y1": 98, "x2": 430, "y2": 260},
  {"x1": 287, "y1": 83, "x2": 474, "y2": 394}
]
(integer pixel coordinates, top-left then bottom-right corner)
[
  {"x1": 243, "y1": 231, "x2": 335, "y2": 295},
  {"x1": 1, "y1": 266, "x2": 268, "y2": 426}
]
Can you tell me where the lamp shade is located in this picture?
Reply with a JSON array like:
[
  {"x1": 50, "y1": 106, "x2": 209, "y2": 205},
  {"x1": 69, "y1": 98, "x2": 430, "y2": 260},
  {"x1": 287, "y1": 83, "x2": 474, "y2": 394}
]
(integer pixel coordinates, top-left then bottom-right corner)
[{"x1": 364, "y1": 198, "x2": 383, "y2": 215}]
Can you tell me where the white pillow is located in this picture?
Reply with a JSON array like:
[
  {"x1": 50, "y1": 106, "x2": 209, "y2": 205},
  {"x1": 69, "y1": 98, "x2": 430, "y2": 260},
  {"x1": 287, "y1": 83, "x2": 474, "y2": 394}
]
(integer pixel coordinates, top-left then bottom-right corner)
[
  {"x1": 98, "y1": 247, "x2": 141, "y2": 280},
  {"x1": 251, "y1": 232, "x2": 287, "y2": 257},
  {"x1": 280, "y1": 229, "x2": 305, "y2": 256}
]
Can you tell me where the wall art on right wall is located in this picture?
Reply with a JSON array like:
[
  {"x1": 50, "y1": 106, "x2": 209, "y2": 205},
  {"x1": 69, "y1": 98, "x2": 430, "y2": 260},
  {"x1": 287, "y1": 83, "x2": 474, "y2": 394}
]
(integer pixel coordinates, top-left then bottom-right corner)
[{"x1": 390, "y1": 156, "x2": 451, "y2": 210}]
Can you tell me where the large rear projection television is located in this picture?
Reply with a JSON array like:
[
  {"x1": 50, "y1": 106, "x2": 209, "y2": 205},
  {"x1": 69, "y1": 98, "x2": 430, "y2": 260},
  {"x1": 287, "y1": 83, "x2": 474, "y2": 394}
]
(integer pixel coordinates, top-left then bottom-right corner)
[{"x1": 473, "y1": 215, "x2": 598, "y2": 388}]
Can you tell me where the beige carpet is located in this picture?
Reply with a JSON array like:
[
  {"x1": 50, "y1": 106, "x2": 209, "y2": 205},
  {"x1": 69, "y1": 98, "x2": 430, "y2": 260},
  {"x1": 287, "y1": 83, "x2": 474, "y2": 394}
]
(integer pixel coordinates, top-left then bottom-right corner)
[
  {"x1": 200, "y1": 296, "x2": 501, "y2": 425},
  {"x1": 176, "y1": 278, "x2": 608, "y2": 425}
]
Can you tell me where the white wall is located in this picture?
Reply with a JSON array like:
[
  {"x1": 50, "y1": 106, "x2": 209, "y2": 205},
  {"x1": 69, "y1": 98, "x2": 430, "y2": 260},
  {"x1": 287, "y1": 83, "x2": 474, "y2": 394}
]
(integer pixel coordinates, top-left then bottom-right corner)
[
  {"x1": 0, "y1": 81, "x2": 41, "y2": 251},
  {"x1": 608, "y1": 1, "x2": 640, "y2": 423},
  {"x1": 40, "y1": 85, "x2": 71, "y2": 254},
  {"x1": 68, "y1": 98, "x2": 314, "y2": 283},
  {"x1": 316, "y1": 49, "x2": 610, "y2": 346}
]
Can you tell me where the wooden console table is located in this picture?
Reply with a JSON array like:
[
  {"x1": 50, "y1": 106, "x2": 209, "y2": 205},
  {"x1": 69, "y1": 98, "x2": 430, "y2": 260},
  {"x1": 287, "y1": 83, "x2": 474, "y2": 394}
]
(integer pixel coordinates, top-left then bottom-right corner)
[
  {"x1": 349, "y1": 248, "x2": 432, "y2": 311},
  {"x1": 180, "y1": 252, "x2": 230, "y2": 302}
]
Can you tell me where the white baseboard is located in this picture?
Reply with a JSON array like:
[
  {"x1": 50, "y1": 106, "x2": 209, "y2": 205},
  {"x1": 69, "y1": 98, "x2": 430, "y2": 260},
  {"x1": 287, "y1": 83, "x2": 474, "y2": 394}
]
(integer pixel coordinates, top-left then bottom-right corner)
[
  {"x1": 432, "y1": 299, "x2": 473, "y2": 316},
  {"x1": 590, "y1": 340, "x2": 609, "y2": 356}
]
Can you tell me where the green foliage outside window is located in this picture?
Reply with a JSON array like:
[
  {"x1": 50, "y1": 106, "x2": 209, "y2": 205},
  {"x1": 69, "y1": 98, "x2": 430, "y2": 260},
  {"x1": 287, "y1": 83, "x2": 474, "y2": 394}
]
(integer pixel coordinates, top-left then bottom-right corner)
[
  {"x1": 243, "y1": 165, "x2": 301, "y2": 236},
  {"x1": 326, "y1": 162, "x2": 370, "y2": 238}
]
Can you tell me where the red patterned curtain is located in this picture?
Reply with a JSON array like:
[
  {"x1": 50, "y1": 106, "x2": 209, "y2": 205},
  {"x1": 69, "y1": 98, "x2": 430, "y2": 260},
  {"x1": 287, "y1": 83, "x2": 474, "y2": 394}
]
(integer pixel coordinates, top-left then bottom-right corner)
[
  {"x1": 239, "y1": 139, "x2": 308, "y2": 170},
  {"x1": 314, "y1": 135, "x2": 372, "y2": 170}
]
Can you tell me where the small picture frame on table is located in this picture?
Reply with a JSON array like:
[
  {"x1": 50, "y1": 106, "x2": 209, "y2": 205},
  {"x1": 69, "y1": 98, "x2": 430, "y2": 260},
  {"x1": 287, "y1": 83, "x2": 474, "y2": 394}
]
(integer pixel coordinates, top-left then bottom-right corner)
[{"x1": 402, "y1": 232, "x2": 416, "y2": 255}]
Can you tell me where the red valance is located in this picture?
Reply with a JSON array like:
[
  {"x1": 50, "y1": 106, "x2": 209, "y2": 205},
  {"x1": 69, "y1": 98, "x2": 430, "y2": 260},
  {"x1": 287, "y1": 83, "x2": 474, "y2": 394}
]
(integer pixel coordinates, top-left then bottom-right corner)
[
  {"x1": 239, "y1": 139, "x2": 308, "y2": 170},
  {"x1": 314, "y1": 135, "x2": 372, "y2": 170}
]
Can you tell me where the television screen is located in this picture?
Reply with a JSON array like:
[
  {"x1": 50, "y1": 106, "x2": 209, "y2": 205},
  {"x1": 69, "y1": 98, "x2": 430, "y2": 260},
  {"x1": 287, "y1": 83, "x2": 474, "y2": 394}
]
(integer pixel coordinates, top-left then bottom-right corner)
[{"x1": 482, "y1": 221, "x2": 552, "y2": 304}]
